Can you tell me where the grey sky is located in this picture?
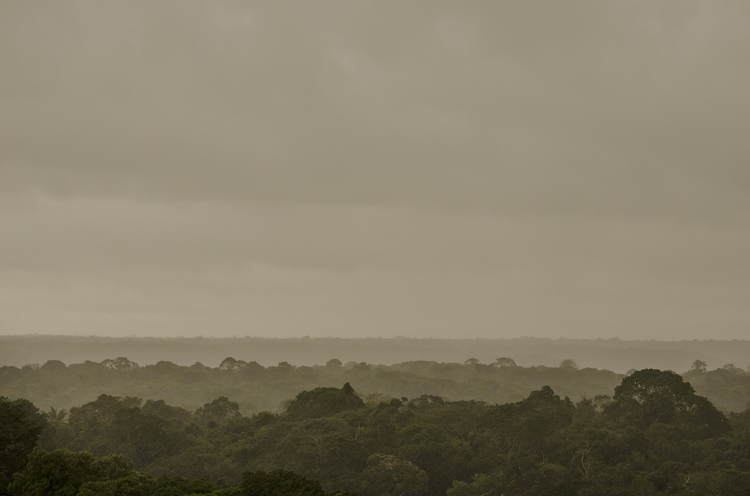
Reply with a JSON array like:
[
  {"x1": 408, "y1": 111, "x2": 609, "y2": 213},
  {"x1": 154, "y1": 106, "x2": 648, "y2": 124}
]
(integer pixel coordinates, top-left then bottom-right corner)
[{"x1": 1, "y1": 1, "x2": 749, "y2": 339}]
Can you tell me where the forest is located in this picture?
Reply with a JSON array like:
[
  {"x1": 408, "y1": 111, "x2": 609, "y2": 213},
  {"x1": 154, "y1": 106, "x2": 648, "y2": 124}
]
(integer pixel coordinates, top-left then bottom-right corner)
[
  {"x1": 3, "y1": 358, "x2": 750, "y2": 495},
  {"x1": 2, "y1": 356, "x2": 750, "y2": 415},
  {"x1": 4, "y1": 336, "x2": 750, "y2": 374}
]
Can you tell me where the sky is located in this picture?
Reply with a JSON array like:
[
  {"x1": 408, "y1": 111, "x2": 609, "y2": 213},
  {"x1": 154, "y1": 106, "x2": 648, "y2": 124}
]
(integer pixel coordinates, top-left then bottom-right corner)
[{"x1": 1, "y1": 1, "x2": 749, "y2": 340}]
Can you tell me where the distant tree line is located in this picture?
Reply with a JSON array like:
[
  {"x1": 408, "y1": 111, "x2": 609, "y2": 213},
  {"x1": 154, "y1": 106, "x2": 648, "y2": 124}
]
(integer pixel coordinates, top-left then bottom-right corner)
[
  {"x1": 2, "y1": 356, "x2": 749, "y2": 416},
  {"x1": 4, "y1": 335, "x2": 750, "y2": 375}
]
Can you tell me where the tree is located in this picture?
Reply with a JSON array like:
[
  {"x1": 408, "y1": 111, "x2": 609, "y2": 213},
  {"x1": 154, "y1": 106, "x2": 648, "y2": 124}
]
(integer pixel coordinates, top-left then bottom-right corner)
[
  {"x1": 0, "y1": 397, "x2": 47, "y2": 489},
  {"x1": 446, "y1": 473, "x2": 498, "y2": 496},
  {"x1": 67, "y1": 395, "x2": 143, "y2": 444},
  {"x1": 40, "y1": 360, "x2": 67, "y2": 373},
  {"x1": 194, "y1": 397, "x2": 241, "y2": 426},
  {"x1": 8, "y1": 450, "x2": 133, "y2": 496},
  {"x1": 107, "y1": 407, "x2": 187, "y2": 468},
  {"x1": 77, "y1": 472, "x2": 157, "y2": 496},
  {"x1": 357, "y1": 453, "x2": 428, "y2": 496},
  {"x1": 494, "y1": 357, "x2": 517, "y2": 368},
  {"x1": 220, "y1": 357, "x2": 248, "y2": 371},
  {"x1": 101, "y1": 357, "x2": 140, "y2": 371},
  {"x1": 506, "y1": 386, "x2": 575, "y2": 454},
  {"x1": 326, "y1": 359, "x2": 343, "y2": 370},
  {"x1": 241, "y1": 469, "x2": 345, "y2": 496},
  {"x1": 285, "y1": 384, "x2": 365, "y2": 420},
  {"x1": 723, "y1": 363, "x2": 745, "y2": 375},
  {"x1": 269, "y1": 420, "x2": 368, "y2": 491},
  {"x1": 560, "y1": 359, "x2": 579, "y2": 370},
  {"x1": 689, "y1": 360, "x2": 708, "y2": 373},
  {"x1": 607, "y1": 368, "x2": 729, "y2": 436},
  {"x1": 45, "y1": 407, "x2": 68, "y2": 423},
  {"x1": 140, "y1": 400, "x2": 191, "y2": 423},
  {"x1": 151, "y1": 361, "x2": 180, "y2": 375},
  {"x1": 9, "y1": 449, "x2": 216, "y2": 496},
  {"x1": 77, "y1": 472, "x2": 216, "y2": 496}
]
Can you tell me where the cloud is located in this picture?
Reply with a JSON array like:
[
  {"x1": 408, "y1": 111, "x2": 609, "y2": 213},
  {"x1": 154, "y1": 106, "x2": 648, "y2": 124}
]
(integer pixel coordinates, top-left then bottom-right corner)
[
  {"x1": 1, "y1": 1, "x2": 749, "y2": 338},
  {"x1": 2, "y1": 1, "x2": 749, "y2": 218},
  {"x1": 2, "y1": 196, "x2": 749, "y2": 338}
]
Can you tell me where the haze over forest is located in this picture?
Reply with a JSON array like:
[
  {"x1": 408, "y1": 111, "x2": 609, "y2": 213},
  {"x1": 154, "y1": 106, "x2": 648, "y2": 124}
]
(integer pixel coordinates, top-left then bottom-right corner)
[
  {"x1": 3, "y1": 336, "x2": 750, "y2": 375},
  {"x1": 2, "y1": 1, "x2": 750, "y2": 341},
  {"x1": 5, "y1": 4, "x2": 750, "y2": 495}
]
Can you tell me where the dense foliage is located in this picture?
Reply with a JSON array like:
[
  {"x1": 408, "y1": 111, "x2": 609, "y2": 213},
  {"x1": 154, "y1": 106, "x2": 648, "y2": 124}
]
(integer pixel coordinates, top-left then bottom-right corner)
[
  {"x1": 0, "y1": 398, "x2": 47, "y2": 491},
  {"x1": 0, "y1": 357, "x2": 623, "y2": 415},
  {"x1": 3, "y1": 368, "x2": 750, "y2": 495},
  {"x1": 3, "y1": 357, "x2": 749, "y2": 418},
  {"x1": 6, "y1": 448, "x2": 350, "y2": 496}
]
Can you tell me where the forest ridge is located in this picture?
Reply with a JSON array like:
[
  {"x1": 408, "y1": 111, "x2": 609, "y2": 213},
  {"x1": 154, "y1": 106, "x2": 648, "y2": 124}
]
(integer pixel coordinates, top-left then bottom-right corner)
[
  {"x1": 2, "y1": 335, "x2": 750, "y2": 373},
  {"x1": 2, "y1": 356, "x2": 749, "y2": 415}
]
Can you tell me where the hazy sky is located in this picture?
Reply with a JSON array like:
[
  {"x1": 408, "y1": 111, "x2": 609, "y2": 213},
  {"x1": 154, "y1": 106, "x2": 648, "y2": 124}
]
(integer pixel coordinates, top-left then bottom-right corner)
[{"x1": 2, "y1": 1, "x2": 749, "y2": 339}]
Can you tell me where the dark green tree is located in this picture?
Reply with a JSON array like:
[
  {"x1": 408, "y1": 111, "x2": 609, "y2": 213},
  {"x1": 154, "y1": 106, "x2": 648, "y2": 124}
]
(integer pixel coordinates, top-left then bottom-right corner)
[
  {"x1": 194, "y1": 397, "x2": 241, "y2": 426},
  {"x1": 8, "y1": 449, "x2": 132, "y2": 496},
  {"x1": 0, "y1": 397, "x2": 47, "y2": 491},
  {"x1": 607, "y1": 369, "x2": 729, "y2": 437},
  {"x1": 241, "y1": 469, "x2": 352, "y2": 496},
  {"x1": 357, "y1": 453, "x2": 428, "y2": 496},
  {"x1": 9, "y1": 449, "x2": 216, "y2": 496},
  {"x1": 285, "y1": 384, "x2": 364, "y2": 420}
]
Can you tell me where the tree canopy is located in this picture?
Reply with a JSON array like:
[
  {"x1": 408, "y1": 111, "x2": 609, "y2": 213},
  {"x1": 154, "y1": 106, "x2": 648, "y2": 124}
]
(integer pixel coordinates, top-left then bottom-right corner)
[{"x1": 3, "y1": 367, "x2": 750, "y2": 495}]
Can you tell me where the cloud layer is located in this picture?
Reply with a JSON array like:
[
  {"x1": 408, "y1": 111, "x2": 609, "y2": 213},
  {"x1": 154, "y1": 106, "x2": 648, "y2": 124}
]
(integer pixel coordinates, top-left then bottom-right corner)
[{"x1": 1, "y1": 1, "x2": 749, "y2": 338}]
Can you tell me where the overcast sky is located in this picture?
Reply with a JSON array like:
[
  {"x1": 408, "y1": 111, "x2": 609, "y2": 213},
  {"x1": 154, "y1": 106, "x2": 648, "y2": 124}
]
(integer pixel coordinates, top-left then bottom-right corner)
[{"x1": 1, "y1": 1, "x2": 749, "y2": 340}]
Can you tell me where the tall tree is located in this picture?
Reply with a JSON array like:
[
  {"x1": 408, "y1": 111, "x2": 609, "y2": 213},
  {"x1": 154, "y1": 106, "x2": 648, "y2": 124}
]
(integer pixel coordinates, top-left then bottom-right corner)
[
  {"x1": 0, "y1": 397, "x2": 47, "y2": 491},
  {"x1": 606, "y1": 368, "x2": 729, "y2": 437}
]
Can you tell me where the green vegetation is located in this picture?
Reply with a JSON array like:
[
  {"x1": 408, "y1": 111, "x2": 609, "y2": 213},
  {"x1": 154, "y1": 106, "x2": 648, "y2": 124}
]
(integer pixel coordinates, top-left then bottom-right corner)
[
  {"x1": 3, "y1": 367, "x2": 750, "y2": 495},
  {"x1": 1, "y1": 357, "x2": 623, "y2": 415},
  {"x1": 7, "y1": 448, "x2": 350, "y2": 496},
  {"x1": 3, "y1": 356, "x2": 750, "y2": 416},
  {"x1": 0, "y1": 398, "x2": 47, "y2": 491}
]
